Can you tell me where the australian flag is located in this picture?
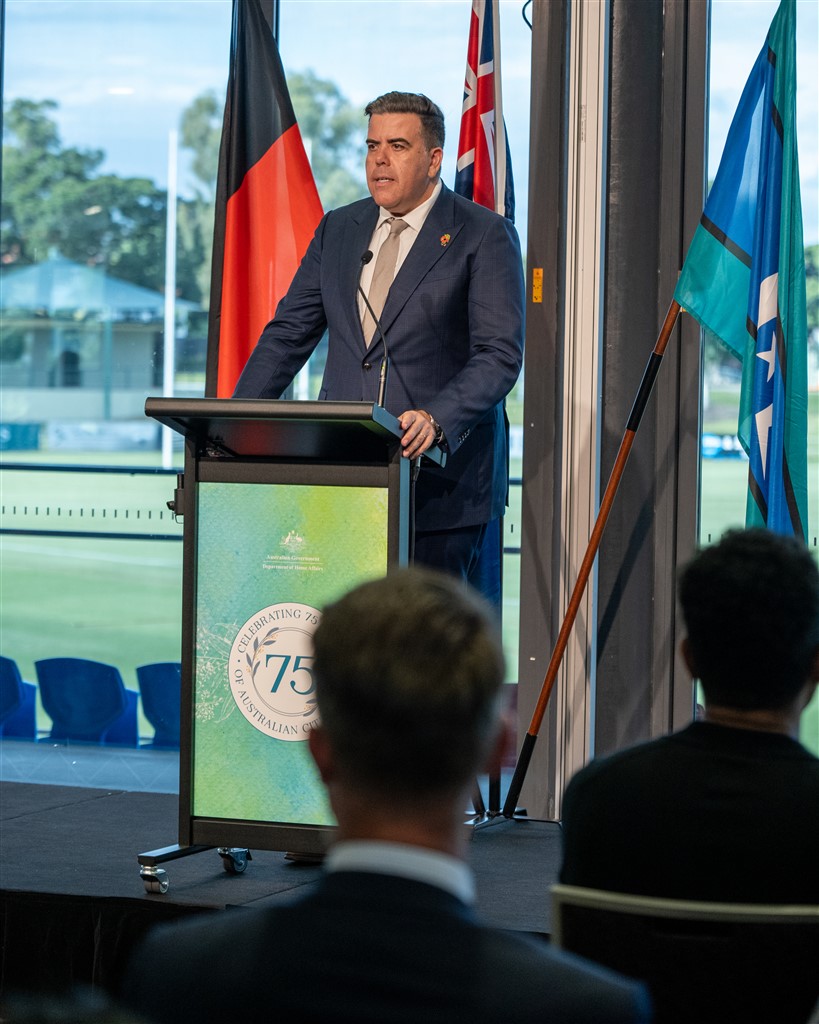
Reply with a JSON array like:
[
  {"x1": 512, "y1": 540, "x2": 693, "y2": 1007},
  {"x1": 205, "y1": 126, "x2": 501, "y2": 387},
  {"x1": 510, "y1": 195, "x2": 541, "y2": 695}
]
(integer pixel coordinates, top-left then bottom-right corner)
[{"x1": 454, "y1": 0, "x2": 515, "y2": 222}]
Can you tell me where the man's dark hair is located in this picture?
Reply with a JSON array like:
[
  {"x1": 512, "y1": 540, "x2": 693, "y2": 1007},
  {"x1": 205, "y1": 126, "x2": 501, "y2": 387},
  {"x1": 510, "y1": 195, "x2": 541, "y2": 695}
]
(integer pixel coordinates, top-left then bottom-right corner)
[
  {"x1": 312, "y1": 568, "x2": 504, "y2": 800},
  {"x1": 364, "y1": 91, "x2": 445, "y2": 150},
  {"x1": 678, "y1": 528, "x2": 819, "y2": 710}
]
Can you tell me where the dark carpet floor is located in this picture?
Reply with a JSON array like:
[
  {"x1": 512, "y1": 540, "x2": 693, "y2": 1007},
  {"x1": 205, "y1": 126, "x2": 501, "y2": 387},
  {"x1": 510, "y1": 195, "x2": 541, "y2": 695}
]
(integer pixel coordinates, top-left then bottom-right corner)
[{"x1": 0, "y1": 781, "x2": 560, "y2": 996}]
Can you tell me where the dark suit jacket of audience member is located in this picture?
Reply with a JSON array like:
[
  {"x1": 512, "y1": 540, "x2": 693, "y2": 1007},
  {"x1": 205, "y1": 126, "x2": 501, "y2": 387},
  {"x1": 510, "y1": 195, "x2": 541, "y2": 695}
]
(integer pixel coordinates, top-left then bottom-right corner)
[
  {"x1": 560, "y1": 721, "x2": 819, "y2": 903},
  {"x1": 122, "y1": 871, "x2": 651, "y2": 1023}
]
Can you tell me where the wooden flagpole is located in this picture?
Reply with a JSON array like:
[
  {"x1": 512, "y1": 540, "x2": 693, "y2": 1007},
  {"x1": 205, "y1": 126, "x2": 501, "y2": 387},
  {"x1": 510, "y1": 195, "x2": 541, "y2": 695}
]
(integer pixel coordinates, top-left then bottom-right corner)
[{"x1": 502, "y1": 300, "x2": 682, "y2": 818}]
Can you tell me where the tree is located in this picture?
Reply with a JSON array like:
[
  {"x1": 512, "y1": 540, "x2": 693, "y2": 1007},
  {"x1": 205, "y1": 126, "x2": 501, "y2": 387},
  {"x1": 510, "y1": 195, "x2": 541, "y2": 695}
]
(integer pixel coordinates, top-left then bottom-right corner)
[
  {"x1": 178, "y1": 90, "x2": 223, "y2": 302},
  {"x1": 176, "y1": 71, "x2": 366, "y2": 308},
  {"x1": 286, "y1": 70, "x2": 366, "y2": 209},
  {"x1": 1, "y1": 98, "x2": 203, "y2": 302},
  {"x1": 2, "y1": 99, "x2": 105, "y2": 265},
  {"x1": 180, "y1": 72, "x2": 365, "y2": 211},
  {"x1": 179, "y1": 91, "x2": 223, "y2": 204}
]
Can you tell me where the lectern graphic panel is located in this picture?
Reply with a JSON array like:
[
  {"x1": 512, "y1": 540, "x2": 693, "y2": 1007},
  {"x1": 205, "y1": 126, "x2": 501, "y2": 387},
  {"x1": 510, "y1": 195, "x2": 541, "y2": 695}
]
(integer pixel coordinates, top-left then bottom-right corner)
[
  {"x1": 143, "y1": 398, "x2": 418, "y2": 852},
  {"x1": 191, "y1": 480, "x2": 389, "y2": 825}
]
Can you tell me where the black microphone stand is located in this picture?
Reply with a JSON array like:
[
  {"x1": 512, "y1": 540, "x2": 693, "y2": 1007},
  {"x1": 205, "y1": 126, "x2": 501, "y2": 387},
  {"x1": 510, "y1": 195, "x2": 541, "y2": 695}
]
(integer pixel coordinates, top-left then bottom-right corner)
[
  {"x1": 359, "y1": 254, "x2": 486, "y2": 822},
  {"x1": 358, "y1": 251, "x2": 390, "y2": 409}
]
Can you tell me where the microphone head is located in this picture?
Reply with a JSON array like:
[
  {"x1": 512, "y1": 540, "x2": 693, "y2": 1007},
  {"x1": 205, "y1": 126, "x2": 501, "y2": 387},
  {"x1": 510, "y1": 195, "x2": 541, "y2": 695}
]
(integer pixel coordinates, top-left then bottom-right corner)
[{"x1": 361, "y1": 250, "x2": 374, "y2": 266}]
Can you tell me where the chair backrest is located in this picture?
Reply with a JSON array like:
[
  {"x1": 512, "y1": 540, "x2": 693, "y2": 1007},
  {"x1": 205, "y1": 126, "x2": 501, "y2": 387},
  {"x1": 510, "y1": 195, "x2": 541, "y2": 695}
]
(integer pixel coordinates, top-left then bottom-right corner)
[
  {"x1": 0, "y1": 656, "x2": 25, "y2": 721},
  {"x1": 35, "y1": 657, "x2": 129, "y2": 742},
  {"x1": 136, "y1": 662, "x2": 181, "y2": 748},
  {"x1": 0, "y1": 656, "x2": 37, "y2": 739},
  {"x1": 551, "y1": 884, "x2": 819, "y2": 1024}
]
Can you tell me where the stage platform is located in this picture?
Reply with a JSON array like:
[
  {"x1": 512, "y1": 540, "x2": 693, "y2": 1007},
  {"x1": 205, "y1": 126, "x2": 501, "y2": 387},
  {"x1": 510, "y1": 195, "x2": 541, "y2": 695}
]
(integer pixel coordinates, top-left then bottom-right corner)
[{"x1": 0, "y1": 776, "x2": 561, "y2": 998}]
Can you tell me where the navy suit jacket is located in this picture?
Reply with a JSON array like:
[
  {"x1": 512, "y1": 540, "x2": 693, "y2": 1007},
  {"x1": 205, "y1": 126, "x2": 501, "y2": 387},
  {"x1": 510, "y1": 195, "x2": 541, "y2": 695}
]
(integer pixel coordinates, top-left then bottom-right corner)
[
  {"x1": 560, "y1": 721, "x2": 819, "y2": 904},
  {"x1": 122, "y1": 871, "x2": 651, "y2": 1024},
  {"x1": 233, "y1": 185, "x2": 525, "y2": 531}
]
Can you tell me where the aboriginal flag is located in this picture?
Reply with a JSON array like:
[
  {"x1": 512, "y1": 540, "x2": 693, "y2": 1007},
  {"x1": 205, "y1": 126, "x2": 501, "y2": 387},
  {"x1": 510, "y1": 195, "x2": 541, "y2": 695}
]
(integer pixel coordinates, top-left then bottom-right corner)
[{"x1": 206, "y1": 0, "x2": 323, "y2": 397}]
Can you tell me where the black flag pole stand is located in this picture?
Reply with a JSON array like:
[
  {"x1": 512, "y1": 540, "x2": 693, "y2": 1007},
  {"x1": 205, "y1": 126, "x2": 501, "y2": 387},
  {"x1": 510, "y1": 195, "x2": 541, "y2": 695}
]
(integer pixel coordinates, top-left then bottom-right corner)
[{"x1": 502, "y1": 300, "x2": 682, "y2": 819}]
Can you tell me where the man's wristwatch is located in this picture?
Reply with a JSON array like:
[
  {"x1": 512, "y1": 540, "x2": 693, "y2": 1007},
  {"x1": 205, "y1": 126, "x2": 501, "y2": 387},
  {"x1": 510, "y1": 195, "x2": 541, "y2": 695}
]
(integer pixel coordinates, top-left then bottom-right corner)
[{"x1": 428, "y1": 416, "x2": 445, "y2": 447}]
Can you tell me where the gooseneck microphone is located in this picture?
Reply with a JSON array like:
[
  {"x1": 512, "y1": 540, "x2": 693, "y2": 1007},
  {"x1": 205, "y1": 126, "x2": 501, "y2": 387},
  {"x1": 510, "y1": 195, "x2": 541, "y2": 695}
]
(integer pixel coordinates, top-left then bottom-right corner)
[{"x1": 358, "y1": 249, "x2": 390, "y2": 409}]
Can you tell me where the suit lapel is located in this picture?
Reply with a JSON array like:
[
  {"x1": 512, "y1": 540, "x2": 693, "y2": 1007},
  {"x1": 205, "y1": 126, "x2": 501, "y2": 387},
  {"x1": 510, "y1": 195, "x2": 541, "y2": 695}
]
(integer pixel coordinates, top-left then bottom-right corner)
[
  {"x1": 376, "y1": 186, "x2": 464, "y2": 348},
  {"x1": 341, "y1": 201, "x2": 380, "y2": 347}
]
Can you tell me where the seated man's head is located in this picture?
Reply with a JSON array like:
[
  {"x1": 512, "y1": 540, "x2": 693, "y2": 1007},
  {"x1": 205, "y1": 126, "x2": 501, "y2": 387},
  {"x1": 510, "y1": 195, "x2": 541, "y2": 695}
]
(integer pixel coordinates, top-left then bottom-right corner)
[
  {"x1": 310, "y1": 568, "x2": 506, "y2": 813},
  {"x1": 678, "y1": 528, "x2": 819, "y2": 714}
]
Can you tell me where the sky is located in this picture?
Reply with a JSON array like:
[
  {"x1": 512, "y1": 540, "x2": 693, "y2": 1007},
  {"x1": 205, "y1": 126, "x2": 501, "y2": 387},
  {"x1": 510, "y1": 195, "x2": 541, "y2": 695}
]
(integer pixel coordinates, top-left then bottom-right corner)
[
  {"x1": 3, "y1": 0, "x2": 818, "y2": 247},
  {"x1": 709, "y1": 0, "x2": 818, "y2": 244}
]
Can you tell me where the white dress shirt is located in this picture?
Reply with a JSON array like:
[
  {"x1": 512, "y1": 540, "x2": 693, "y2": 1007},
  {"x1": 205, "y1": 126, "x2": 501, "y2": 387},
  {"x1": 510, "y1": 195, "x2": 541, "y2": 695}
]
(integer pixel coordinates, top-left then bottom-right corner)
[
  {"x1": 325, "y1": 838, "x2": 475, "y2": 905},
  {"x1": 358, "y1": 180, "x2": 444, "y2": 323}
]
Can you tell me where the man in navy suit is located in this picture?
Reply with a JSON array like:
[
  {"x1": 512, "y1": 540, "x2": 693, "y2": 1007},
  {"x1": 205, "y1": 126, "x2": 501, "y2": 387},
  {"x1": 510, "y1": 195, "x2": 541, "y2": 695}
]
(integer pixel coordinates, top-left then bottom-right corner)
[
  {"x1": 233, "y1": 92, "x2": 525, "y2": 601},
  {"x1": 122, "y1": 569, "x2": 650, "y2": 1023}
]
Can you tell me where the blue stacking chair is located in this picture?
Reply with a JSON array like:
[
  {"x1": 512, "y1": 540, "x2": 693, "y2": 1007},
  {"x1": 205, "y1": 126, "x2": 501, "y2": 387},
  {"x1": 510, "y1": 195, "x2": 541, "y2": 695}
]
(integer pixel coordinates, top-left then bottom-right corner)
[
  {"x1": 0, "y1": 656, "x2": 38, "y2": 740},
  {"x1": 35, "y1": 657, "x2": 139, "y2": 747},
  {"x1": 136, "y1": 662, "x2": 181, "y2": 749}
]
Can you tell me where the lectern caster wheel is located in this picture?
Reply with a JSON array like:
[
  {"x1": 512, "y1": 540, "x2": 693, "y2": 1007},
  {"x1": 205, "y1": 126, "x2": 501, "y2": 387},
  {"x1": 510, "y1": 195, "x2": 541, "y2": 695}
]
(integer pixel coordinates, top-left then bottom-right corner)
[
  {"x1": 140, "y1": 867, "x2": 170, "y2": 894},
  {"x1": 218, "y1": 848, "x2": 250, "y2": 874}
]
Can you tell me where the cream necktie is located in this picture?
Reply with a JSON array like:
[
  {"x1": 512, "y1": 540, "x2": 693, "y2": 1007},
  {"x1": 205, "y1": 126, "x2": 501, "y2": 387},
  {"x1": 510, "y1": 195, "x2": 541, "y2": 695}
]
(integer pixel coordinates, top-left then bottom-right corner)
[{"x1": 363, "y1": 217, "x2": 409, "y2": 346}]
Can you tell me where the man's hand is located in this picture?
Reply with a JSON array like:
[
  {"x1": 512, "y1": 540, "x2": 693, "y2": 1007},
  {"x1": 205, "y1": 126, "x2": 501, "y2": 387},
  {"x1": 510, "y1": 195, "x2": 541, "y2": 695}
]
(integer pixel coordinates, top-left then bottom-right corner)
[{"x1": 399, "y1": 409, "x2": 437, "y2": 459}]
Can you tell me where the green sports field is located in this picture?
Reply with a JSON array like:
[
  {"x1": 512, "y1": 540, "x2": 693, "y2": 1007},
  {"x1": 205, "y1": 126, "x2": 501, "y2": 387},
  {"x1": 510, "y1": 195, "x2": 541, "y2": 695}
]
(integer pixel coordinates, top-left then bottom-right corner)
[
  {"x1": 0, "y1": 457, "x2": 183, "y2": 738},
  {"x1": 1, "y1": 396, "x2": 816, "y2": 753}
]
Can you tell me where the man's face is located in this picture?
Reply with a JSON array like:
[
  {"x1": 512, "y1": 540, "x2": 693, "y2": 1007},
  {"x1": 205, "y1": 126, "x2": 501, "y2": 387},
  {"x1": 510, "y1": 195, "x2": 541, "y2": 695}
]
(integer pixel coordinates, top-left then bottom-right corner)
[{"x1": 365, "y1": 112, "x2": 443, "y2": 216}]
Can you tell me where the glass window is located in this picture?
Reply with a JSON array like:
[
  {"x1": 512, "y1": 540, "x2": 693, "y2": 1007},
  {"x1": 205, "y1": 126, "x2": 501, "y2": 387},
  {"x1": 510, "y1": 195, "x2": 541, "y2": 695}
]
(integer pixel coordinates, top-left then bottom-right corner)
[
  {"x1": 1, "y1": 1, "x2": 531, "y2": 783},
  {"x1": 1, "y1": 0, "x2": 233, "y2": 770},
  {"x1": 3, "y1": 0, "x2": 813, "y2": 770}
]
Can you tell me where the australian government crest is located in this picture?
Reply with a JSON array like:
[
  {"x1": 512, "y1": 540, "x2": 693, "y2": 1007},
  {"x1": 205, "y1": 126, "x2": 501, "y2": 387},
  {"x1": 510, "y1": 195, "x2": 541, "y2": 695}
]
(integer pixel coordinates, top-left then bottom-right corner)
[{"x1": 229, "y1": 603, "x2": 321, "y2": 741}]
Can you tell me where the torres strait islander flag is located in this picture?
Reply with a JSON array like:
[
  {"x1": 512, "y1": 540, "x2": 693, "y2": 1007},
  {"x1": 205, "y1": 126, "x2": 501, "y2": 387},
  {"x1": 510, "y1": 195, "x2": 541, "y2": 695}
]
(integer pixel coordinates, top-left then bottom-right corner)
[
  {"x1": 206, "y1": 0, "x2": 323, "y2": 397},
  {"x1": 674, "y1": 0, "x2": 808, "y2": 538},
  {"x1": 454, "y1": 0, "x2": 515, "y2": 221}
]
